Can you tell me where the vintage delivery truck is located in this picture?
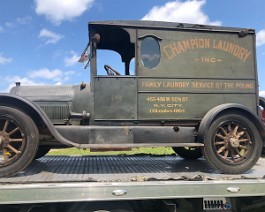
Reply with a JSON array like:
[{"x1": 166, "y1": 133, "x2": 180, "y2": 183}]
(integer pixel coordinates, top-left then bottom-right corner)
[{"x1": 0, "y1": 20, "x2": 265, "y2": 177}]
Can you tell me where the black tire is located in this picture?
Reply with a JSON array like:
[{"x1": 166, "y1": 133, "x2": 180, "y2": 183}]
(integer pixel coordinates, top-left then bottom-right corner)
[
  {"x1": 262, "y1": 148, "x2": 265, "y2": 156},
  {"x1": 0, "y1": 106, "x2": 39, "y2": 177},
  {"x1": 202, "y1": 113, "x2": 262, "y2": 174},
  {"x1": 34, "y1": 147, "x2": 50, "y2": 159},
  {"x1": 173, "y1": 147, "x2": 203, "y2": 160}
]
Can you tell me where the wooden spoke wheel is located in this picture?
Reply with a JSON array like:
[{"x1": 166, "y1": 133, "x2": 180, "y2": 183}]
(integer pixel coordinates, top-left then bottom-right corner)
[
  {"x1": 0, "y1": 106, "x2": 39, "y2": 177},
  {"x1": 202, "y1": 113, "x2": 262, "y2": 174}
]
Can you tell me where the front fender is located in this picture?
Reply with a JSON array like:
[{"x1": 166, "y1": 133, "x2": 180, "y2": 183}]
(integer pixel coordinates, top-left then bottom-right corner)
[
  {"x1": 197, "y1": 103, "x2": 265, "y2": 143},
  {"x1": 0, "y1": 93, "x2": 80, "y2": 147}
]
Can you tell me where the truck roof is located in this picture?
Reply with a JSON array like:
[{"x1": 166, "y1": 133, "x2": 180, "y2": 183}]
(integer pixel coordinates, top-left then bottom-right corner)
[{"x1": 88, "y1": 20, "x2": 255, "y2": 33}]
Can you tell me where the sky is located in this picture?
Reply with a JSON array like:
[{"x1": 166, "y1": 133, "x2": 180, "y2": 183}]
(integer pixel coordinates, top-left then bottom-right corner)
[{"x1": 0, "y1": 0, "x2": 265, "y2": 97}]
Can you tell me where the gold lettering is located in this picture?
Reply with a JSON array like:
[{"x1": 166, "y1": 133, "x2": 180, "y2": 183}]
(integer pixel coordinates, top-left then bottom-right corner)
[
  {"x1": 162, "y1": 81, "x2": 190, "y2": 88},
  {"x1": 223, "y1": 83, "x2": 234, "y2": 89},
  {"x1": 190, "y1": 39, "x2": 197, "y2": 49},
  {"x1": 235, "y1": 83, "x2": 254, "y2": 89},
  {"x1": 211, "y1": 40, "x2": 251, "y2": 62},
  {"x1": 163, "y1": 45, "x2": 174, "y2": 60},
  {"x1": 147, "y1": 96, "x2": 188, "y2": 114},
  {"x1": 171, "y1": 43, "x2": 180, "y2": 55},
  {"x1": 182, "y1": 40, "x2": 191, "y2": 50},
  {"x1": 243, "y1": 50, "x2": 251, "y2": 62},
  {"x1": 177, "y1": 41, "x2": 185, "y2": 53},
  {"x1": 222, "y1": 41, "x2": 229, "y2": 51},
  {"x1": 142, "y1": 82, "x2": 161, "y2": 88},
  {"x1": 192, "y1": 82, "x2": 214, "y2": 88}
]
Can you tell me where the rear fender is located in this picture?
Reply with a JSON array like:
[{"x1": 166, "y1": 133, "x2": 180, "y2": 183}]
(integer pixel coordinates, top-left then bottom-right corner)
[{"x1": 197, "y1": 103, "x2": 265, "y2": 144}]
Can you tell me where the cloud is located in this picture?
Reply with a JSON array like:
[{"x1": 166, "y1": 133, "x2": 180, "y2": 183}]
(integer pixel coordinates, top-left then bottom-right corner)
[
  {"x1": 3, "y1": 68, "x2": 76, "y2": 92},
  {"x1": 4, "y1": 22, "x2": 14, "y2": 28},
  {"x1": 7, "y1": 76, "x2": 38, "y2": 86},
  {"x1": 35, "y1": 0, "x2": 94, "y2": 25},
  {"x1": 260, "y1": 91, "x2": 265, "y2": 98},
  {"x1": 257, "y1": 30, "x2": 265, "y2": 47},
  {"x1": 0, "y1": 54, "x2": 12, "y2": 65},
  {"x1": 142, "y1": 0, "x2": 221, "y2": 26},
  {"x1": 29, "y1": 68, "x2": 63, "y2": 80},
  {"x1": 64, "y1": 51, "x2": 80, "y2": 66},
  {"x1": 2, "y1": 16, "x2": 32, "y2": 30},
  {"x1": 16, "y1": 16, "x2": 32, "y2": 25},
  {"x1": 29, "y1": 68, "x2": 75, "y2": 82},
  {"x1": 5, "y1": 76, "x2": 39, "y2": 92},
  {"x1": 39, "y1": 28, "x2": 63, "y2": 45}
]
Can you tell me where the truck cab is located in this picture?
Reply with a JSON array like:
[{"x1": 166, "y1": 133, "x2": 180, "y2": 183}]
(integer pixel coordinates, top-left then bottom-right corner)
[
  {"x1": 0, "y1": 20, "x2": 265, "y2": 176},
  {"x1": 88, "y1": 21, "x2": 257, "y2": 123}
]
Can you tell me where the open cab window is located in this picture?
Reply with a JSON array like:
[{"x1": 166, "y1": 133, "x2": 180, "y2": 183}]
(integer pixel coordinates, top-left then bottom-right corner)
[{"x1": 89, "y1": 25, "x2": 136, "y2": 76}]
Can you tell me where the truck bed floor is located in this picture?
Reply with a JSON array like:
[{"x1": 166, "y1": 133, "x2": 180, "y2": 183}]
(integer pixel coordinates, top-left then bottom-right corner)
[{"x1": 1, "y1": 155, "x2": 264, "y2": 183}]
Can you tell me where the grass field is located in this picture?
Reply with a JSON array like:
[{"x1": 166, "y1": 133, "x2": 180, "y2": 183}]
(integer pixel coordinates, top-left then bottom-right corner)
[
  {"x1": 48, "y1": 147, "x2": 175, "y2": 156},
  {"x1": 48, "y1": 147, "x2": 265, "y2": 157}
]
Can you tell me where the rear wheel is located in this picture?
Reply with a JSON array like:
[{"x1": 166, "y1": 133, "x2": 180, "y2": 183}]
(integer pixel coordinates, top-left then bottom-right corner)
[
  {"x1": 173, "y1": 147, "x2": 203, "y2": 160},
  {"x1": 0, "y1": 106, "x2": 39, "y2": 177},
  {"x1": 202, "y1": 113, "x2": 262, "y2": 174}
]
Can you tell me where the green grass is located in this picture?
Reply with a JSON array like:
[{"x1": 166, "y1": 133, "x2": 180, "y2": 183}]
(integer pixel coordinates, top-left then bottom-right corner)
[
  {"x1": 47, "y1": 147, "x2": 265, "y2": 158},
  {"x1": 48, "y1": 147, "x2": 175, "y2": 156}
]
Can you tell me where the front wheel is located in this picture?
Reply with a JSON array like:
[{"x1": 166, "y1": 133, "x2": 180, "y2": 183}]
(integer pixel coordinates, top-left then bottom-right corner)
[
  {"x1": 0, "y1": 106, "x2": 39, "y2": 177},
  {"x1": 202, "y1": 113, "x2": 262, "y2": 174}
]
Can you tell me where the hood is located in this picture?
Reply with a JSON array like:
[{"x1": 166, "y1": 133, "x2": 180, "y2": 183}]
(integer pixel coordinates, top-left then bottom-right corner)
[{"x1": 10, "y1": 84, "x2": 75, "y2": 102}]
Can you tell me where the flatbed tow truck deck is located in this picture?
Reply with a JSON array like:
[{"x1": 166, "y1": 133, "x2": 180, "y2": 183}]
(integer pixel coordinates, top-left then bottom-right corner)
[{"x1": 0, "y1": 155, "x2": 265, "y2": 210}]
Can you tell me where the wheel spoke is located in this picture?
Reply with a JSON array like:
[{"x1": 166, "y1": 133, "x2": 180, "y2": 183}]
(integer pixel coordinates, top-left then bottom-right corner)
[
  {"x1": 231, "y1": 149, "x2": 236, "y2": 162},
  {"x1": 235, "y1": 148, "x2": 243, "y2": 157},
  {"x1": 0, "y1": 150, "x2": 8, "y2": 163},
  {"x1": 220, "y1": 127, "x2": 228, "y2": 136},
  {"x1": 217, "y1": 146, "x2": 226, "y2": 154},
  {"x1": 236, "y1": 131, "x2": 245, "y2": 138},
  {"x1": 232, "y1": 125, "x2": 239, "y2": 136},
  {"x1": 9, "y1": 138, "x2": 23, "y2": 142},
  {"x1": 3, "y1": 120, "x2": 9, "y2": 132},
  {"x1": 215, "y1": 141, "x2": 226, "y2": 145},
  {"x1": 7, "y1": 145, "x2": 21, "y2": 154},
  {"x1": 8, "y1": 127, "x2": 20, "y2": 136},
  {"x1": 223, "y1": 150, "x2": 229, "y2": 159},
  {"x1": 216, "y1": 133, "x2": 225, "y2": 140},
  {"x1": 238, "y1": 138, "x2": 249, "y2": 143}
]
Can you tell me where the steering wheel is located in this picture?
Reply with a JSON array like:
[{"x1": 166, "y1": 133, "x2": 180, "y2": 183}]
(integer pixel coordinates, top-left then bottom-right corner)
[{"x1": 104, "y1": 65, "x2": 121, "y2": 76}]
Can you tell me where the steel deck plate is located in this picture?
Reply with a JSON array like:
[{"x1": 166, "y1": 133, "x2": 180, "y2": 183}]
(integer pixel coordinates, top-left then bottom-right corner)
[
  {"x1": 0, "y1": 155, "x2": 264, "y2": 183},
  {"x1": 0, "y1": 155, "x2": 265, "y2": 204}
]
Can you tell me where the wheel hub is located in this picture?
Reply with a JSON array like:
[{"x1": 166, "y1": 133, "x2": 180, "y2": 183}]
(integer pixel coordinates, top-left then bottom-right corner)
[
  {"x1": 0, "y1": 132, "x2": 10, "y2": 148},
  {"x1": 228, "y1": 137, "x2": 240, "y2": 148}
]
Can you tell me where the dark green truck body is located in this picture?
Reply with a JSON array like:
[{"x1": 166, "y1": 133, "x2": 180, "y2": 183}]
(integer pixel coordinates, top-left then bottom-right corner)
[{"x1": 0, "y1": 20, "x2": 265, "y2": 176}]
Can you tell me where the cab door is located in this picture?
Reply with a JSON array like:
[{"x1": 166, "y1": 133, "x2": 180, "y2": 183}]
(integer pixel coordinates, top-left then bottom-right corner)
[{"x1": 94, "y1": 76, "x2": 137, "y2": 120}]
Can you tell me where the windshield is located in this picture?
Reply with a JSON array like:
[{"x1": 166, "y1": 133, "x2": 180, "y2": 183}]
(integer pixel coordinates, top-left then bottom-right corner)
[
  {"x1": 79, "y1": 33, "x2": 101, "y2": 69},
  {"x1": 78, "y1": 41, "x2": 90, "y2": 69}
]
